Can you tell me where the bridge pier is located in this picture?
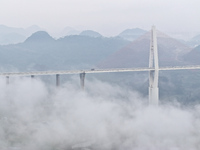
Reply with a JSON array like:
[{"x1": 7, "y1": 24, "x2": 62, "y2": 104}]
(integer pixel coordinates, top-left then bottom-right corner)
[
  {"x1": 80, "y1": 72, "x2": 86, "y2": 90},
  {"x1": 56, "y1": 74, "x2": 60, "y2": 87},
  {"x1": 149, "y1": 87, "x2": 159, "y2": 105},
  {"x1": 31, "y1": 75, "x2": 34, "y2": 78},
  {"x1": 6, "y1": 76, "x2": 9, "y2": 85},
  {"x1": 149, "y1": 26, "x2": 159, "y2": 105}
]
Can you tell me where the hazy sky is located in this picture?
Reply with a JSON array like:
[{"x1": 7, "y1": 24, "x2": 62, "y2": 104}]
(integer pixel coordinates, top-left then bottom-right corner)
[{"x1": 0, "y1": 0, "x2": 200, "y2": 36}]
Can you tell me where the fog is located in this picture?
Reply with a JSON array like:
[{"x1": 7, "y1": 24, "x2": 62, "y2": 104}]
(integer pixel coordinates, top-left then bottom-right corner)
[
  {"x1": 1, "y1": 0, "x2": 200, "y2": 37},
  {"x1": 0, "y1": 77, "x2": 200, "y2": 150}
]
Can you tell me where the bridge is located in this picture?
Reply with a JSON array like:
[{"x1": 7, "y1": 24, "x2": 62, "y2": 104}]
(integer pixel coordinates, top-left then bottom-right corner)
[{"x1": 1, "y1": 26, "x2": 199, "y2": 105}]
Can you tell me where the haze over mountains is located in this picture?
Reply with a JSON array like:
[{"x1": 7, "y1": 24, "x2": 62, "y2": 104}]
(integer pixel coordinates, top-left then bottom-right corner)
[
  {"x1": 0, "y1": 25, "x2": 200, "y2": 72},
  {"x1": 0, "y1": 31, "x2": 129, "y2": 71},
  {"x1": 1, "y1": 24, "x2": 200, "y2": 47},
  {"x1": 99, "y1": 31, "x2": 192, "y2": 68},
  {"x1": 118, "y1": 28, "x2": 147, "y2": 41},
  {"x1": 1, "y1": 25, "x2": 200, "y2": 103},
  {"x1": 0, "y1": 25, "x2": 42, "y2": 45}
]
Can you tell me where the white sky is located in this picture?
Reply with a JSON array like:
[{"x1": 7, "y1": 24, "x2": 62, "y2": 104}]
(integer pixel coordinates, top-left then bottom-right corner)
[{"x1": 0, "y1": 0, "x2": 200, "y2": 37}]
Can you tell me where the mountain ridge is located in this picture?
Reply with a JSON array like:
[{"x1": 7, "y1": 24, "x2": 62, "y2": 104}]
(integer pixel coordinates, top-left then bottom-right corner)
[{"x1": 98, "y1": 30, "x2": 192, "y2": 68}]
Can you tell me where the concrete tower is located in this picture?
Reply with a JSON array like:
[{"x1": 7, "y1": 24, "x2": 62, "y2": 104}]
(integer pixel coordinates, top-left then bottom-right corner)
[{"x1": 149, "y1": 26, "x2": 159, "y2": 105}]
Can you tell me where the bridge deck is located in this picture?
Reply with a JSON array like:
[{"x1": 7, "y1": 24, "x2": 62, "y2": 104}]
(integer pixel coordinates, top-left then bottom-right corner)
[{"x1": 1, "y1": 65, "x2": 200, "y2": 77}]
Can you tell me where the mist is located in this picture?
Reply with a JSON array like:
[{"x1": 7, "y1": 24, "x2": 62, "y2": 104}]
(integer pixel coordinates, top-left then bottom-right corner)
[{"x1": 0, "y1": 77, "x2": 200, "y2": 150}]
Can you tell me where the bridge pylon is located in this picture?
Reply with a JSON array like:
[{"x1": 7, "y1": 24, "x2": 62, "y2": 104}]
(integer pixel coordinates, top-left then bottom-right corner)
[
  {"x1": 80, "y1": 72, "x2": 86, "y2": 90},
  {"x1": 149, "y1": 26, "x2": 159, "y2": 105},
  {"x1": 56, "y1": 74, "x2": 60, "y2": 87}
]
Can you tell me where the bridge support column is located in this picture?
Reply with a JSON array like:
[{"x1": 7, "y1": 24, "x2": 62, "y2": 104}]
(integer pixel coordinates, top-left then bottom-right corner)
[
  {"x1": 149, "y1": 87, "x2": 159, "y2": 105},
  {"x1": 31, "y1": 75, "x2": 34, "y2": 78},
  {"x1": 149, "y1": 26, "x2": 159, "y2": 105},
  {"x1": 56, "y1": 74, "x2": 60, "y2": 87},
  {"x1": 6, "y1": 76, "x2": 9, "y2": 85},
  {"x1": 80, "y1": 72, "x2": 86, "y2": 90}
]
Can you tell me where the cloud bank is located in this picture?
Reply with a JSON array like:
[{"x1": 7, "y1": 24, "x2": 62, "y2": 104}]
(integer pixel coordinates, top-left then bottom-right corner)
[{"x1": 0, "y1": 77, "x2": 199, "y2": 150}]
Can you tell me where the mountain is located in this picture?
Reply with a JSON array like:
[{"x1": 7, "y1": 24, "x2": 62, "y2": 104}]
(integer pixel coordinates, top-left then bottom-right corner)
[
  {"x1": 0, "y1": 33, "x2": 26, "y2": 45},
  {"x1": 118, "y1": 28, "x2": 147, "y2": 41},
  {"x1": 0, "y1": 25, "x2": 25, "y2": 34},
  {"x1": 24, "y1": 31, "x2": 55, "y2": 43},
  {"x1": 98, "y1": 30, "x2": 191, "y2": 68},
  {"x1": 183, "y1": 45, "x2": 200, "y2": 64},
  {"x1": 187, "y1": 34, "x2": 200, "y2": 47},
  {"x1": 0, "y1": 25, "x2": 42, "y2": 45},
  {"x1": 0, "y1": 31, "x2": 129, "y2": 71},
  {"x1": 79, "y1": 30, "x2": 102, "y2": 38}
]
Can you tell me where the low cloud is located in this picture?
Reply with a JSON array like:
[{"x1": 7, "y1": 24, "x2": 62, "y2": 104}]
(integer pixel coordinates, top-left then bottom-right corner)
[{"x1": 0, "y1": 77, "x2": 199, "y2": 150}]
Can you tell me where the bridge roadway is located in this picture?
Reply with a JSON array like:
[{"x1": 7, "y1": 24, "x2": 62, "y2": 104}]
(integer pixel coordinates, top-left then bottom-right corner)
[{"x1": 1, "y1": 65, "x2": 200, "y2": 77}]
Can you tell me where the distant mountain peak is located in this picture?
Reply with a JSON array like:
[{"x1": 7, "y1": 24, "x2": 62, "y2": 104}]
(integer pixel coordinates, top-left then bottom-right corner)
[
  {"x1": 118, "y1": 28, "x2": 147, "y2": 41},
  {"x1": 119, "y1": 28, "x2": 146, "y2": 34},
  {"x1": 136, "y1": 30, "x2": 170, "y2": 40},
  {"x1": 79, "y1": 30, "x2": 102, "y2": 37},
  {"x1": 24, "y1": 31, "x2": 55, "y2": 43}
]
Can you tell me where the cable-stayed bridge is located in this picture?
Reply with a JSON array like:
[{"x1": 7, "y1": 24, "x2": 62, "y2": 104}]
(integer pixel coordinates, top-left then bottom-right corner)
[
  {"x1": 1, "y1": 65, "x2": 200, "y2": 76},
  {"x1": 1, "y1": 26, "x2": 199, "y2": 105}
]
